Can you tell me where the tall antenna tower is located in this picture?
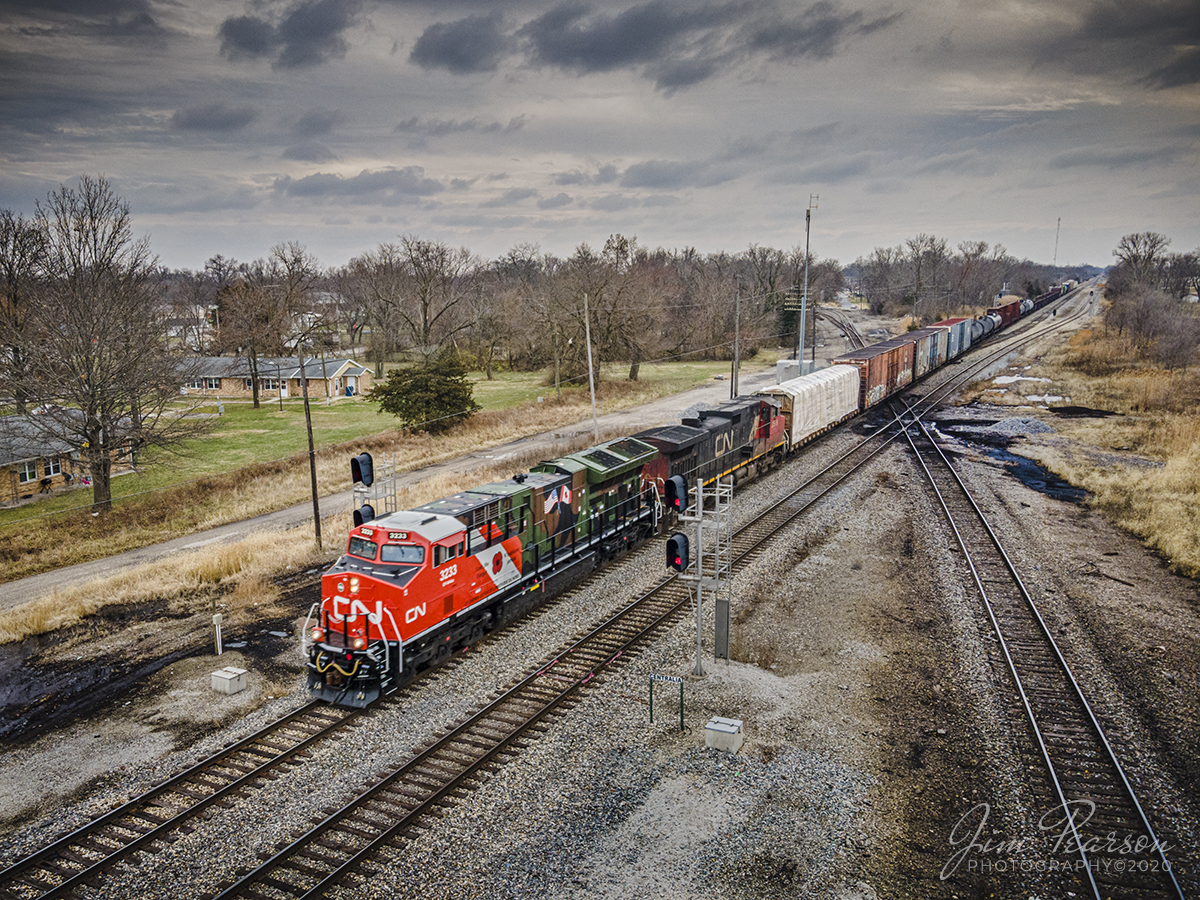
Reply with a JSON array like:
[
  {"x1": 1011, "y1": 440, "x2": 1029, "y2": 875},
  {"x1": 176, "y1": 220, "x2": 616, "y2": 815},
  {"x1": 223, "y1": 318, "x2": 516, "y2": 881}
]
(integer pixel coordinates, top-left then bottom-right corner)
[{"x1": 1053, "y1": 217, "x2": 1061, "y2": 267}]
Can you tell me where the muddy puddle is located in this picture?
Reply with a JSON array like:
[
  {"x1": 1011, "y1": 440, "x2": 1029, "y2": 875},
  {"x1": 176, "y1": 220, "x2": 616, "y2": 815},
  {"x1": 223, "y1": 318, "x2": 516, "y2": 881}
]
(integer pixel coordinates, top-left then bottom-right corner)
[
  {"x1": 937, "y1": 418, "x2": 1089, "y2": 504},
  {"x1": 0, "y1": 607, "x2": 308, "y2": 744}
]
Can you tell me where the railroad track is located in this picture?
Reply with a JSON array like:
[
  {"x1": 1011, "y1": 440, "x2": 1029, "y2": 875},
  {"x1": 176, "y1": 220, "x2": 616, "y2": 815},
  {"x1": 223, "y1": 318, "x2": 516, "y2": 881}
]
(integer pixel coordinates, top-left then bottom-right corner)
[
  {"x1": 817, "y1": 306, "x2": 868, "y2": 350},
  {"x1": 0, "y1": 703, "x2": 359, "y2": 900},
  {"x1": 898, "y1": 407, "x2": 1185, "y2": 899},
  {"x1": 0, "y1": 531, "x2": 683, "y2": 900},
  {"x1": 211, "y1": 420, "x2": 919, "y2": 899}
]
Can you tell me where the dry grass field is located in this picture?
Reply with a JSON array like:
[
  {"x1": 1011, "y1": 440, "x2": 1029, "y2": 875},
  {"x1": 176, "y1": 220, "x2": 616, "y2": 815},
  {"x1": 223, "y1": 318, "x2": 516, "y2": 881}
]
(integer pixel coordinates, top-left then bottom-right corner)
[{"x1": 967, "y1": 326, "x2": 1200, "y2": 578}]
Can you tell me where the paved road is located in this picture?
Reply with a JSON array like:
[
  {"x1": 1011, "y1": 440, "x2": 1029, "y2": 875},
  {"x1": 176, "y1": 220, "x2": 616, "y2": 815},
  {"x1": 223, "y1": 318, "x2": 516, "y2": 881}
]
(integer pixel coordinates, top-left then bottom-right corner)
[{"x1": 0, "y1": 368, "x2": 778, "y2": 612}]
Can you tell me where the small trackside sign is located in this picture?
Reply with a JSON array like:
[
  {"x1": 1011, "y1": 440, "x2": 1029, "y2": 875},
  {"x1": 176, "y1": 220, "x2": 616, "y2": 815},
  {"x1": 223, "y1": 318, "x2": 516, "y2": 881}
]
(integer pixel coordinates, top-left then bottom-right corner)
[{"x1": 650, "y1": 673, "x2": 683, "y2": 684}]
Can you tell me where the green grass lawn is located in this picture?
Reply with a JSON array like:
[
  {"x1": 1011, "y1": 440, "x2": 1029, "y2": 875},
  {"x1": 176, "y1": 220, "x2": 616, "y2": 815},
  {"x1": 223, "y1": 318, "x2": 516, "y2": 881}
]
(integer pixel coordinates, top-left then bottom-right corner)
[{"x1": 1, "y1": 354, "x2": 779, "y2": 526}]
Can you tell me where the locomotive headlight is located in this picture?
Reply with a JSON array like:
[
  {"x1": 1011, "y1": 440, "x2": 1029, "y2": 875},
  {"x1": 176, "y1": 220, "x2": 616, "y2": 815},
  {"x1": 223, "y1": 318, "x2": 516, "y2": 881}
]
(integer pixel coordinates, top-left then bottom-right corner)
[
  {"x1": 349, "y1": 577, "x2": 360, "y2": 594},
  {"x1": 353, "y1": 636, "x2": 367, "y2": 650},
  {"x1": 311, "y1": 627, "x2": 325, "y2": 643}
]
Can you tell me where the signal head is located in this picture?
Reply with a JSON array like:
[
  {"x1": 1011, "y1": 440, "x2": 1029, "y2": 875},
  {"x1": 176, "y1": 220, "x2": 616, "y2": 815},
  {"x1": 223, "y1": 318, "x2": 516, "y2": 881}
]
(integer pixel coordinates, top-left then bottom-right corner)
[
  {"x1": 351, "y1": 452, "x2": 374, "y2": 487},
  {"x1": 666, "y1": 532, "x2": 689, "y2": 572},
  {"x1": 665, "y1": 475, "x2": 687, "y2": 511}
]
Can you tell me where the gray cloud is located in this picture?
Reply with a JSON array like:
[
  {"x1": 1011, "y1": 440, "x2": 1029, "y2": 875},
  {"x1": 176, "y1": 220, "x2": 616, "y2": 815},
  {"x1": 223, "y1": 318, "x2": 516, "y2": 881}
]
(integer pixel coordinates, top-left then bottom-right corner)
[
  {"x1": 1049, "y1": 145, "x2": 1184, "y2": 170},
  {"x1": 538, "y1": 191, "x2": 573, "y2": 209},
  {"x1": 779, "y1": 153, "x2": 872, "y2": 183},
  {"x1": 293, "y1": 108, "x2": 345, "y2": 136},
  {"x1": 1145, "y1": 47, "x2": 1200, "y2": 89},
  {"x1": 1032, "y1": 0, "x2": 1200, "y2": 88},
  {"x1": 620, "y1": 157, "x2": 739, "y2": 189},
  {"x1": 591, "y1": 192, "x2": 640, "y2": 211},
  {"x1": 620, "y1": 158, "x2": 697, "y2": 189},
  {"x1": 219, "y1": 15, "x2": 276, "y2": 60},
  {"x1": 172, "y1": 102, "x2": 259, "y2": 131},
  {"x1": 410, "y1": 13, "x2": 510, "y2": 73},
  {"x1": 130, "y1": 176, "x2": 261, "y2": 214},
  {"x1": 218, "y1": 0, "x2": 362, "y2": 69},
  {"x1": 282, "y1": 141, "x2": 339, "y2": 161},
  {"x1": 395, "y1": 115, "x2": 525, "y2": 136},
  {"x1": 274, "y1": 166, "x2": 446, "y2": 201},
  {"x1": 912, "y1": 149, "x2": 994, "y2": 177},
  {"x1": 552, "y1": 163, "x2": 620, "y2": 186},
  {"x1": 0, "y1": 0, "x2": 167, "y2": 39},
  {"x1": 481, "y1": 187, "x2": 539, "y2": 207},
  {"x1": 744, "y1": 2, "x2": 903, "y2": 61},
  {"x1": 648, "y1": 55, "x2": 722, "y2": 90},
  {"x1": 508, "y1": 0, "x2": 901, "y2": 89},
  {"x1": 520, "y1": 1, "x2": 703, "y2": 73}
]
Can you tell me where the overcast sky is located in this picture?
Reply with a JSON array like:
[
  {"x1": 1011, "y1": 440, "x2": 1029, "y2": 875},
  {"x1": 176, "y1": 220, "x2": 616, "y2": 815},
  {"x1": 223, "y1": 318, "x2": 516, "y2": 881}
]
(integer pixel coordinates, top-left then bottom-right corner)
[{"x1": 1, "y1": 0, "x2": 1197, "y2": 271}]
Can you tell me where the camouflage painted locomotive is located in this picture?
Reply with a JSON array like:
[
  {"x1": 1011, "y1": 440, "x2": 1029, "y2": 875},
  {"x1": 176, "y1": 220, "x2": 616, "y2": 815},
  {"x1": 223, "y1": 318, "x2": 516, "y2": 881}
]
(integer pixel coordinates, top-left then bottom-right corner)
[{"x1": 305, "y1": 436, "x2": 662, "y2": 706}]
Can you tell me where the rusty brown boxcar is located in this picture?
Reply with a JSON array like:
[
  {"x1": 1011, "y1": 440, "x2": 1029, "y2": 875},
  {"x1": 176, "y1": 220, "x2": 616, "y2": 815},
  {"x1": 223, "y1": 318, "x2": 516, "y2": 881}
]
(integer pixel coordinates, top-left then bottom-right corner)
[{"x1": 832, "y1": 341, "x2": 914, "y2": 408}]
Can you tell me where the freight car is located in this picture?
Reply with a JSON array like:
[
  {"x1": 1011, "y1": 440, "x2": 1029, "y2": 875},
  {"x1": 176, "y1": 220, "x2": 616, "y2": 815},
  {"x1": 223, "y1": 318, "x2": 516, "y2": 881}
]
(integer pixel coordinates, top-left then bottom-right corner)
[
  {"x1": 988, "y1": 297, "x2": 1023, "y2": 327},
  {"x1": 306, "y1": 283, "x2": 1054, "y2": 707},
  {"x1": 757, "y1": 365, "x2": 860, "y2": 450},
  {"x1": 832, "y1": 341, "x2": 915, "y2": 408},
  {"x1": 932, "y1": 318, "x2": 972, "y2": 360}
]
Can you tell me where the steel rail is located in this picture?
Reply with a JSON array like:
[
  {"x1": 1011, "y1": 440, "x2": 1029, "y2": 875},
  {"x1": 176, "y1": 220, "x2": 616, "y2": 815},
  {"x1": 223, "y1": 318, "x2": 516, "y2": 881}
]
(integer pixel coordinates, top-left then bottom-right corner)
[
  {"x1": 213, "y1": 392, "x2": 936, "y2": 899},
  {"x1": 0, "y1": 702, "x2": 365, "y2": 900},
  {"x1": 899, "y1": 407, "x2": 1185, "y2": 899}
]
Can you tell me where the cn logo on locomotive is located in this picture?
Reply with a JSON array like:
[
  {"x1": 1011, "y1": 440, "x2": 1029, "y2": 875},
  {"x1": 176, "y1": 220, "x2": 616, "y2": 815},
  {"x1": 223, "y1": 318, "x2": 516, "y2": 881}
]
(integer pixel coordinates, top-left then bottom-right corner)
[
  {"x1": 405, "y1": 602, "x2": 427, "y2": 624},
  {"x1": 331, "y1": 596, "x2": 383, "y2": 624}
]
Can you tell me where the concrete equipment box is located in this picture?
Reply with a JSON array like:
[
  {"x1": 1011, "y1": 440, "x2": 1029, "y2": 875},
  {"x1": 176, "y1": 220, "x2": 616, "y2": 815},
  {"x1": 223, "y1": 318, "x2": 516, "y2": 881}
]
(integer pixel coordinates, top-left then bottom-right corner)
[
  {"x1": 705, "y1": 716, "x2": 745, "y2": 753},
  {"x1": 211, "y1": 666, "x2": 248, "y2": 695}
]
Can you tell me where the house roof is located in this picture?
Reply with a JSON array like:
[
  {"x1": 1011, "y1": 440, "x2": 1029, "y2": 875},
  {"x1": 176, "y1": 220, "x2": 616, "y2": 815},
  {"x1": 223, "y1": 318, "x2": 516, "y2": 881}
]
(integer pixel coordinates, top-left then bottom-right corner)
[
  {"x1": 0, "y1": 416, "x2": 74, "y2": 467},
  {"x1": 192, "y1": 357, "x2": 368, "y2": 381}
]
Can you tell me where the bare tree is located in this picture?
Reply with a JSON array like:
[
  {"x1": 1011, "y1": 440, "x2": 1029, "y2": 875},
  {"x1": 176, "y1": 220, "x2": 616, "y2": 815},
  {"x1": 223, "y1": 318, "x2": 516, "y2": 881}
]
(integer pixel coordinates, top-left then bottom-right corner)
[
  {"x1": 214, "y1": 257, "x2": 294, "y2": 408},
  {"x1": 22, "y1": 176, "x2": 207, "y2": 511},
  {"x1": 1115, "y1": 232, "x2": 1171, "y2": 286},
  {"x1": 341, "y1": 244, "x2": 408, "y2": 376},
  {"x1": 0, "y1": 209, "x2": 47, "y2": 414},
  {"x1": 855, "y1": 245, "x2": 906, "y2": 314},
  {"x1": 905, "y1": 233, "x2": 950, "y2": 325},
  {"x1": 1163, "y1": 251, "x2": 1200, "y2": 299},
  {"x1": 396, "y1": 235, "x2": 478, "y2": 360},
  {"x1": 163, "y1": 269, "x2": 216, "y2": 352}
]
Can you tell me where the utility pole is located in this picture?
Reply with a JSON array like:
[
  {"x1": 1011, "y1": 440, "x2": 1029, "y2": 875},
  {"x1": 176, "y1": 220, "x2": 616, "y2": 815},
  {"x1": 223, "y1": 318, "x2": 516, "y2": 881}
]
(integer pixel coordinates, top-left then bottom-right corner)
[
  {"x1": 297, "y1": 347, "x2": 321, "y2": 551},
  {"x1": 1053, "y1": 217, "x2": 1061, "y2": 268},
  {"x1": 553, "y1": 324, "x2": 562, "y2": 401},
  {"x1": 583, "y1": 292, "x2": 599, "y2": 442},
  {"x1": 731, "y1": 280, "x2": 740, "y2": 399},
  {"x1": 799, "y1": 194, "x2": 818, "y2": 373}
]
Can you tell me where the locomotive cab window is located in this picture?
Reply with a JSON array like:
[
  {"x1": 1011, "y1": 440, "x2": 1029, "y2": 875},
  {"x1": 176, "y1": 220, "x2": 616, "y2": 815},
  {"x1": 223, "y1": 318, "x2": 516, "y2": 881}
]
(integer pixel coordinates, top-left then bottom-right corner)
[
  {"x1": 380, "y1": 544, "x2": 424, "y2": 565},
  {"x1": 433, "y1": 539, "x2": 465, "y2": 566},
  {"x1": 347, "y1": 536, "x2": 377, "y2": 560}
]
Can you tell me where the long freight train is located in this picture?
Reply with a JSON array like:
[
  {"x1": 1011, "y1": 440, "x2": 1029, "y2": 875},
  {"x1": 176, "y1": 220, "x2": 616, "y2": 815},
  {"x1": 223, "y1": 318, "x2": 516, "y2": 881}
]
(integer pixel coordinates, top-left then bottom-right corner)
[{"x1": 306, "y1": 284, "x2": 1073, "y2": 705}]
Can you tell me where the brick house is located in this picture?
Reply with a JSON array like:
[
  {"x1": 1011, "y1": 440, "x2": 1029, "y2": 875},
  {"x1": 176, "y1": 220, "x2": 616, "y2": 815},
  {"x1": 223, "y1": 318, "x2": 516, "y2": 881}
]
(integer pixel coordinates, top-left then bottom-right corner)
[
  {"x1": 0, "y1": 416, "x2": 81, "y2": 504},
  {"x1": 182, "y1": 357, "x2": 372, "y2": 399}
]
